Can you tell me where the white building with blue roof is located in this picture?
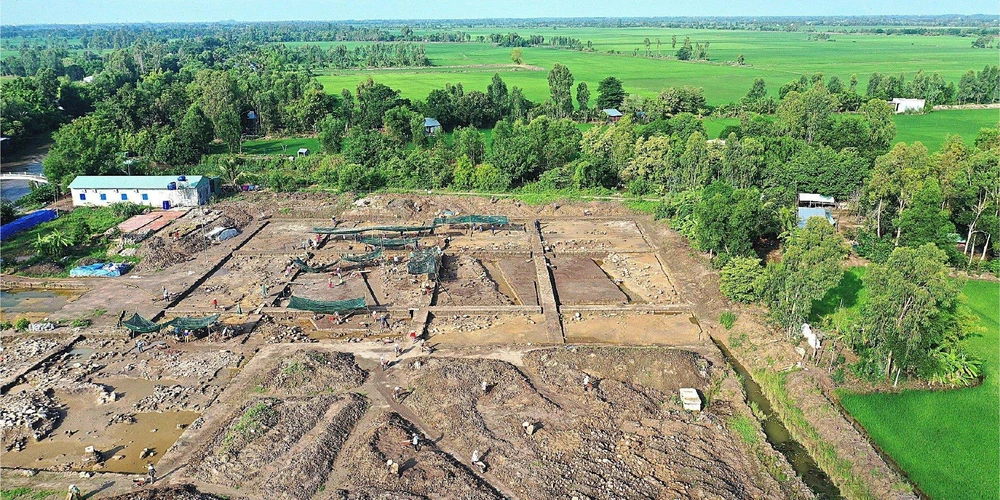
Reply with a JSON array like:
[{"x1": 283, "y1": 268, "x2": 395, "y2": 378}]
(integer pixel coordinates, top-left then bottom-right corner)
[{"x1": 68, "y1": 175, "x2": 211, "y2": 209}]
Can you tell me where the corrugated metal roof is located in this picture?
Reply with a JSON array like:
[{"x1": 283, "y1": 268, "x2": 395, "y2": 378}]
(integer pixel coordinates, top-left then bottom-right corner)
[
  {"x1": 797, "y1": 207, "x2": 835, "y2": 228},
  {"x1": 424, "y1": 117, "x2": 441, "y2": 127},
  {"x1": 68, "y1": 175, "x2": 207, "y2": 190},
  {"x1": 798, "y1": 193, "x2": 836, "y2": 204},
  {"x1": 602, "y1": 108, "x2": 623, "y2": 117}
]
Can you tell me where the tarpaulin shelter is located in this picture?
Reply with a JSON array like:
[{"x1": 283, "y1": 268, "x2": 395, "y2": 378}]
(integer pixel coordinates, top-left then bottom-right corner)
[
  {"x1": 361, "y1": 237, "x2": 418, "y2": 248},
  {"x1": 288, "y1": 296, "x2": 366, "y2": 314},
  {"x1": 0, "y1": 209, "x2": 58, "y2": 241},
  {"x1": 122, "y1": 313, "x2": 161, "y2": 334},
  {"x1": 163, "y1": 314, "x2": 220, "y2": 330},
  {"x1": 69, "y1": 262, "x2": 129, "y2": 277},
  {"x1": 342, "y1": 248, "x2": 382, "y2": 263},
  {"x1": 432, "y1": 215, "x2": 508, "y2": 226},
  {"x1": 292, "y1": 258, "x2": 337, "y2": 273},
  {"x1": 408, "y1": 246, "x2": 442, "y2": 276}
]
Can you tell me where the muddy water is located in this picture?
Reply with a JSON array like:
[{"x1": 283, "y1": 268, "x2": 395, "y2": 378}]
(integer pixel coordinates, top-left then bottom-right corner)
[
  {"x1": 4, "y1": 411, "x2": 199, "y2": 473},
  {"x1": 1, "y1": 289, "x2": 78, "y2": 314},
  {"x1": 712, "y1": 337, "x2": 842, "y2": 499}
]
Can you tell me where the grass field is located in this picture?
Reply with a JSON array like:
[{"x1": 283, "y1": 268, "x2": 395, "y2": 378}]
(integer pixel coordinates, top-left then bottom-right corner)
[
  {"x1": 240, "y1": 137, "x2": 321, "y2": 155},
  {"x1": 839, "y1": 279, "x2": 1000, "y2": 500},
  {"x1": 315, "y1": 29, "x2": 999, "y2": 105},
  {"x1": 892, "y1": 108, "x2": 1000, "y2": 151}
]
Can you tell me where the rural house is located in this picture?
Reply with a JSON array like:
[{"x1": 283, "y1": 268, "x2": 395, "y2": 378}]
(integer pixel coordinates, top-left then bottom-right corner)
[
  {"x1": 797, "y1": 207, "x2": 836, "y2": 228},
  {"x1": 69, "y1": 175, "x2": 212, "y2": 209},
  {"x1": 797, "y1": 193, "x2": 836, "y2": 207},
  {"x1": 889, "y1": 98, "x2": 926, "y2": 113},
  {"x1": 603, "y1": 108, "x2": 623, "y2": 122},
  {"x1": 424, "y1": 117, "x2": 442, "y2": 135}
]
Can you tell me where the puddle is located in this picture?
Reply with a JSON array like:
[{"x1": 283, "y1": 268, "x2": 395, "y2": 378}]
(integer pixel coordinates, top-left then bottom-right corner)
[
  {"x1": 1, "y1": 289, "x2": 77, "y2": 314},
  {"x1": 3, "y1": 411, "x2": 199, "y2": 473},
  {"x1": 712, "y1": 338, "x2": 842, "y2": 499}
]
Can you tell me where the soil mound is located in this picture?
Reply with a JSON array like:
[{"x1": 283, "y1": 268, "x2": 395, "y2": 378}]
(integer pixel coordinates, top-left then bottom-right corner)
[
  {"x1": 103, "y1": 484, "x2": 225, "y2": 499},
  {"x1": 256, "y1": 350, "x2": 368, "y2": 395}
]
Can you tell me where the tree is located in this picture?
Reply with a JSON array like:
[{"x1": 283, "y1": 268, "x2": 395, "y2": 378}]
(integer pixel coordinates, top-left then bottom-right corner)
[
  {"x1": 676, "y1": 37, "x2": 693, "y2": 60},
  {"x1": 643, "y1": 37, "x2": 651, "y2": 56},
  {"x1": 719, "y1": 256, "x2": 766, "y2": 303},
  {"x1": 547, "y1": 63, "x2": 574, "y2": 118},
  {"x1": 510, "y1": 48, "x2": 523, "y2": 65},
  {"x1": 317, "y1": 115, "x2": 347, "y2": 153},
  {"x1": 775, "y1": 82, "x2": 838, "y2": 144},
  {"x1": 694, "y1": 182, "x2": 773, "y2": 258},
  {"x1": 178, "y1": 103, "x2": 214, "y2": 155},
  {"x1": 576, "y1": 82, "x2": 590, "y2": 112},
  {"x1": 453, "y1": 126, "x2": 486, "y2": 165},
  {"x1": 190, "y1": 69, "x2": 241, "y2": 152},
  {"x1": 671, "y1": 35, "x2": 677, "y2": 49},
  {"x1": 355, "y1": 77, "x2": 402, "y2": 130},
  {"x1": 596, "y1": 76, "x2": 625, "y2": 110},
  {"x1": 472, "y1": 163, "x2": 510, "y2": 192},
  {"x1": 894, "y1": 180, "x2": 957, "y2": 257},
  {"x1": 383, "y1": 105, "x2": 418, "y2": 144},
  {"x1": 43, "y1": 114, "x2": 119, "y2": 187},
  {"x1": 766, "y1": 217, "x2": 846, "y2": 338},
  {"x1": 737, "y1": 54, "x2": 745, "y2": 65},
  {"x1": 486, "y1": 73, "x2": 509, "y2": 121},
  {"x1": 851, "y1": 244, "x2": 974, "y2": 385}
]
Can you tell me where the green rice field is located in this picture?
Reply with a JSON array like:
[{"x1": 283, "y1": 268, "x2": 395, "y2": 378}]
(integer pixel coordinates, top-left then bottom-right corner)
[
  {"x1": 840, "y1": 279, "x2": 1000, "y2": 500},
  {"x1": 892, "y1": 108, "x2": 1000, "y2": 151},
  {"x1": 315, "y1": 29, "x2": 998, "y2": 105},
  {"x1": 240, "y1": 137, "x2": 321, "y2": 155}
]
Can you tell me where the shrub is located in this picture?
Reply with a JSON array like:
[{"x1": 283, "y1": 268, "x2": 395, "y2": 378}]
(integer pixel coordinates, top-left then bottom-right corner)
[
  {"x1": 108, "y1": 202, "x2": 148, "y2": 219},
  {"x1": 720, "y1": 311, "x2": 737, "y2": 329},
  {"x1": 70, "y1": 318, "x2": 92, "y2": 328},
  {"x1": 14, "y1": 318, "x2": 30, "y2": 331},
  {"x1": 719, "y1": 256, "x2": 765, "y2": 303},
  {"x1": 0, "y1": 321, "x2": 12, "y2": 331}
]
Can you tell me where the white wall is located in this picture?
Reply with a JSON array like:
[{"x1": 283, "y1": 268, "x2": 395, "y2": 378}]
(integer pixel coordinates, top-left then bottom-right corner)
[{"x1": 71, "y1": 184, "x2": 209, "y2": 208}]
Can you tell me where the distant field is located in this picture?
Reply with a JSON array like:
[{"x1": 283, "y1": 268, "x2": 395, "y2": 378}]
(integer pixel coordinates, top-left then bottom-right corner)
[
  {"x1": 703, "y1": 117, "x2": 741, "y2": 139},
  {"x1": 315, "y1": 29, "x2": 998, "y2": 105},
  {"x1": 241, "y1": 137, "x2": 321, "y2": 155},
  {"x1": 892, "y1": 108, "x2": 999, "y2": 151},
  {"x1": 840, "y1": 279, "x2": 1000, "y2": 500}
]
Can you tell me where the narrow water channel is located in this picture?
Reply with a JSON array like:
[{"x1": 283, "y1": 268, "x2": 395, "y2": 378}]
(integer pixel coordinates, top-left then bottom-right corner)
[{"x1": 712, "y1": 337, "x2": 843, "y2": 499}]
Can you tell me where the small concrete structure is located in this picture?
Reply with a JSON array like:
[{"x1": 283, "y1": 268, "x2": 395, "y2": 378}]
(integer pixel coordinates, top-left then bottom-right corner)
[
  {"x1": 69, "y1": 175, "x2": 211, "y2": 209},
  {"x1": 889, "y1": 98, "x2": 926, "y2": 114},
  {"x1": 424, "y1": 118, "x2": 442, "y2": 135},
  {"x1": 602, "y1": 108, "x2": 623, "y2": 122},
  {"x1": 297, "y1": 148, "x2": 310, "y2": 157},
  {"x1": 679, "y1": 388, "x2": 702, "y2": 411},
  {"x1": 797, "y1": 207, "x2": 836, "y2": 228},
  {"x1": 797, "y1": 193, "x2": 836, "y2": 207}
]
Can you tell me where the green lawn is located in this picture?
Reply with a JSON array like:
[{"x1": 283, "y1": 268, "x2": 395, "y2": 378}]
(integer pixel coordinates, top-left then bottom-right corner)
[
  {"x1": 0, "y1": 207, "x2": 129, "y2": 275},
  {"x1": 241, "y1": 137, "x2": 322, "y2": 155},
  {"x1": 703, "y1": 117, "x2": 741, "y2": 139},
  {"x1": 314, "y1": 29, "x2": 998, "y2": 106},
  {"x1": 839, "y1": 279, "x2": 1000, "y2": 500},
  {"x1": 892, "y1": 108, "x2": 1000, "y2": 151}
]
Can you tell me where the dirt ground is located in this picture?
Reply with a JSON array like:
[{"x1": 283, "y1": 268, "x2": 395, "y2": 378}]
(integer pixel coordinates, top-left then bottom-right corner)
[{"x1": 1, "y1": 193, "x2": 868, "y2": 499}]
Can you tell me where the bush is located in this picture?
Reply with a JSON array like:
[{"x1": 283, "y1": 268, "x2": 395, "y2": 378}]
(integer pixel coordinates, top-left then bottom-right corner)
[
  {"x1": 70, "y1": 318, "x2": 92, "y2": 328},
  {"x1": 1, "y1": 200, "x2": 20, "y2": 224},
  {"x1": 0, "y1": 321, "x2": 12, "y2": 331},
  {"x1": 720, "y1": 311, "x2": 737, "y2": 329},
  {"x1": 719, "y1": 256, "x2": 765, "y2": 303},
  {"x1": 108, "y1": 202, "x2": 148, "y2": 219},
  {"x1": 14, "y1": 318, "x2": 30, "y2": 331}
]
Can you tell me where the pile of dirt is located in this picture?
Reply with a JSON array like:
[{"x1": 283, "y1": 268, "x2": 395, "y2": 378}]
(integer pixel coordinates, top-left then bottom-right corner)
[
  {"x1": 332, "y1": 411, "x2": 504, "y2": 499},
  {"x1": 0, "y1": 389, "x2": 61, "y2": 451},
  {"x1": 103, "y1": 484, "x2": 225, "y2": 500},
  {"x1": 19, "y1": 262, "x2": 64, "y2": 275},
  {"x1": 137, "y1": 236, "x2": 193, "y2": 271},
  {"x1": 436, "y1": 255, "x2": 512, "y2": 306},
  {"x1": 0, "y1": 337, "x2": 59, "y2": 379},
  {"x1": 132, "y1": 384, "x2": 221, "y2": 412},
  {"x1": 256, "y1": 350, "x2": 368, "y2": 396},
  {"x1": 255, "y1": 319, "x2": 316, "y2": 343},
  {"x1": 192, "y1": 393, "x2": 367, "y2": 498}
]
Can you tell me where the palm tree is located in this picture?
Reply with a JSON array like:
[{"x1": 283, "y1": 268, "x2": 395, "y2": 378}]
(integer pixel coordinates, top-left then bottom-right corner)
[{"x1": 218, "y1": 158, "x2": 246, "y2": 190}]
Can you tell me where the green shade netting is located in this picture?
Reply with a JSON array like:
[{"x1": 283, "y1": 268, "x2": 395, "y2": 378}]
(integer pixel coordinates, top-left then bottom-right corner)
[
  {"x1": 292, "y1": 258, "x2": 338, "y2": 273},
  {"x1": 342, "y1": 248, "x2": 382, "y2": 263},
  {"x1": 432, "y1": 215, "x2": 508, "y2": 226},
  {"x1": 122, "y1": 313, "x2": 161, "y2": 333},
  {"x1": 313, "y1": 225, "x2": 436, "y2": 235},
  {"x1": 361, "y1": 237, "x2": 418, "y2": 248},
  {"x1": 288, "y1": 296, "x2": 366, "y2": 313},
  {"x1": 164, "y1": 314, "x2": 220, "y2": 330},
  {"x1": 408, "y1": 247, "x2": 442, "y2": 275}
]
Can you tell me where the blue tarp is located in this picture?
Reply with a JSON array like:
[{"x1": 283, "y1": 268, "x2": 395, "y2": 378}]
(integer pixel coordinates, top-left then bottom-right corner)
[
  {"x1": 69, "y1": 262, "x2": 129, "y2": 277},
  {"x1": 0, "y1": 209, "x2": 58, "y2": 241}
]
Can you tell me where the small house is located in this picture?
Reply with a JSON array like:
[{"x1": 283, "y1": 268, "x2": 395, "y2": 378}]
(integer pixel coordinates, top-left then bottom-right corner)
[
  {"x1": 679, "y1": 388, "x2": 702, "y2": 411},
  {"x1": 797, "y1": 207, "x2": 836, "y2": 228},
  {"x1": 424, "y1": 118, "x2": 442, "y2": 135},
  {"x1": 68, "y1": 175, "x2": 211, "y2": 209},
  {"x1": 889, "y1": 98, "x2": 926, "y2": 114},
  {"x1": 797, "y1": 193, "x2": 836, "y2": 207},
  {"x1": 297, "y1": 148, "x2": 310, "y2": 157},
  {"x1": 603, "y1": 108, "x2": 623, "y2": 123}
]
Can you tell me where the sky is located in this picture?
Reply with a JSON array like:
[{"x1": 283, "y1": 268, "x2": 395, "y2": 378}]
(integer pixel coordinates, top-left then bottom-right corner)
[{"x1": 1, "y1": 0, "x2": 995, "y2": 25}]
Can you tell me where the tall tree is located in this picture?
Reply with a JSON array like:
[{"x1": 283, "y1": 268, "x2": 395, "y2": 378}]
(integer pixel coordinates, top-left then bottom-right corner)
[
  {"x1": 596, "y1": 76, "x2": 625, "y2": 110},
  {"x1": 575, "y1": 81, "x2": 590, "y2": 111},
  {"x1": 766, "y1": 217, "x2": 846, "y2": 338},
  {"x1": 547, "y1": 63, "x2": 574, "y2": 118}
]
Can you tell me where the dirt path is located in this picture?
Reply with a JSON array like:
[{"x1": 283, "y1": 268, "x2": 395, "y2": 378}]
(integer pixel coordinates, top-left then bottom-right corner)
[{"x1": 637, "y1": 217, "x2": 913, "y2": 499}]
